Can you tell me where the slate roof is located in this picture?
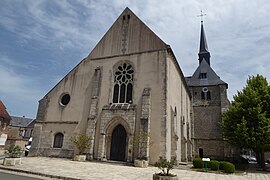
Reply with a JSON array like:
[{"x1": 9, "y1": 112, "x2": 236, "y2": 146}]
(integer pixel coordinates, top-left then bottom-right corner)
[
  {"x1": 198, "y1": 21, "x2": 211, "y2": 66},
  {"x1": 10, "y1": 116, "x2": 35, "y2": 128},
  {"x1": 185, "y1": 58, "x2": 227, "y2": 87},
  {"x1": 0, "y1": 100, "x2": 11, "y2": 120},
  {"x1": 199, "y1": 22, "x2": 209, "y2": 53},
  {"x1": 186, "y1": 21, "x2": 227, "y2": 88}
]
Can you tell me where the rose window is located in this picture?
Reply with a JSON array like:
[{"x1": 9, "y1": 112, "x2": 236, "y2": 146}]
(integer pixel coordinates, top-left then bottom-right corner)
[{"x1": 113, "y1": 63, "x2": 134, "y2": 103}]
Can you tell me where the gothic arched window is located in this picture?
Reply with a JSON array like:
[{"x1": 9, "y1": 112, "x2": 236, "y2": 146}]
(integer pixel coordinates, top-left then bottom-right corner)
[
  {"x1": 113, "y1": 63, "x2": 134, "y2": 103},
  {"x1": 53, "y1": 133, "x2": 64, "y2": 148}
]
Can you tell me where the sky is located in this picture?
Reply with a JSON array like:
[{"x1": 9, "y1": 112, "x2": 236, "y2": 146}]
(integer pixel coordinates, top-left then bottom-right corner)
[{"x1": 1, "y1": 0, "x2": 270, "y2": 118}]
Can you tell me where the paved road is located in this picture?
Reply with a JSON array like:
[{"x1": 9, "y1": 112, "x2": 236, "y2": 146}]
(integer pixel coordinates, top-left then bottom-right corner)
[
  {"x1": 0, "y1": 171, "x2": 43, "y2": 180},
  {"x1": 1, "y1": 157, "x2": 270, "y2": 180}
]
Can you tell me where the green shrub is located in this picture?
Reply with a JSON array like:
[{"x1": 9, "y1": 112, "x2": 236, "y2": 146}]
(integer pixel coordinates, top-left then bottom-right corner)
[
  {"x1": 154, "y1": 156, "x2": 177, "y2": 176},
  {"x1": 70, "y1": 133, "x2": 92, "y2": 155},
  {"x1": 192, "y1": 158, "x2": 203, "y2": 168},
  {"x1": 224, "y1": 162, "x2": 235, "y2": 173},
  {"x1": 219, "y1": 161, "x2": 227, "y2": 170},
  {"x1": 5, "y1": 145, "x2": 23, "y2": 158},
  {"x1": 209, "y1": 160, "x2": 220, "y2": 171}
]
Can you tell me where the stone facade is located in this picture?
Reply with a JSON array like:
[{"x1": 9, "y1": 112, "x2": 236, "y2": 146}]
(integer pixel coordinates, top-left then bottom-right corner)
[{"x1": 30, "y1": 8, "x2": 192, "y2": 164}]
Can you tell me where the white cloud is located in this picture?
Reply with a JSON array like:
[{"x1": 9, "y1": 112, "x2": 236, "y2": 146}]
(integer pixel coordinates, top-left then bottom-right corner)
[
  {"x1": 1, "y1": 0, "x2": 270, "y2": 115},
  {"x1": 0, "y1": 56, "x2": 43, "y2": 117}
]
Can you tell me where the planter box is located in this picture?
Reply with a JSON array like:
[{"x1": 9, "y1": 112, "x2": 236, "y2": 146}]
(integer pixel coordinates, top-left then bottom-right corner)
[
  {"x1": 134, "y1": 159, "x2": 148, "y2": 168},
  {"x1": 153, "y1": 174, "x2": 178, "y2": 180},
  {"x1": 3, "y1": 157, "x2": 22, "y2": 166},
  {"x1": 73, "y1": 155, "x2": 86, "y2": 161}
]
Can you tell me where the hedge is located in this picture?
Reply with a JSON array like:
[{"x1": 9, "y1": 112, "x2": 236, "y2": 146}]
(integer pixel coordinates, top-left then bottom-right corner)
[
  {"x1": 219, "y1": 161, "x2": 227, "y2": 170},
  {"x1": 192, "y1": 158, "x2": 203, "y2": 168},
  {"x1": 224, "y1": 162, "x2": 235, "y2": 173},
  {"x1": 209, "y1": 160, "x2": 220, "y2": 171}
]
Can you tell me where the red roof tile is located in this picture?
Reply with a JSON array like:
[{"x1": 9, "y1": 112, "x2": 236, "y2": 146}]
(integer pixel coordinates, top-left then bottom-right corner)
[{"x1": 0, "y1": 100, "x2": 11, "y2": 120}]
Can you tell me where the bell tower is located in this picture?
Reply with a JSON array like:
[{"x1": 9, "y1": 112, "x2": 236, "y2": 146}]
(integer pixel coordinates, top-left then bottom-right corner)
[{"x1": 185, "y1": 14, "x2": 232, "y2": 159}]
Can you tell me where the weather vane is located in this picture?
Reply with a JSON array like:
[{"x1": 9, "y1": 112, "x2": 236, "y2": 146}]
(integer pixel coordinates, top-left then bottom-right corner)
[{"x1": 197, "y1": 10, "x2": 206, "y2": 23}]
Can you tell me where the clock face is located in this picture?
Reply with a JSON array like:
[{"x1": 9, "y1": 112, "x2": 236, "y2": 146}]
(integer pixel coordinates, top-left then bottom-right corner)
[{"x1": 202, "y1": 87, "x2": 208, "y2": 92}]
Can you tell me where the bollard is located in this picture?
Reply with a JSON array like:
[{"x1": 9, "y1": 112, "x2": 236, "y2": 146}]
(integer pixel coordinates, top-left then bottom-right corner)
[{"x1": 202, "y1": 158, "x2": 210, "y2": 172}]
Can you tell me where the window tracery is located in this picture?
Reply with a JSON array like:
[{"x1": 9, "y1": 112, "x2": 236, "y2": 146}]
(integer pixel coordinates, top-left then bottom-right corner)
[{"x1": 113, "y1": 63, "x2": 134, "y2": 103}]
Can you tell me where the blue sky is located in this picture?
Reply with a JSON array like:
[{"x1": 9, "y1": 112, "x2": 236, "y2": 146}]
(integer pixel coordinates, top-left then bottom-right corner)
[{"x1": 1, "y1": 0, "x2": 270, "y2": 118}]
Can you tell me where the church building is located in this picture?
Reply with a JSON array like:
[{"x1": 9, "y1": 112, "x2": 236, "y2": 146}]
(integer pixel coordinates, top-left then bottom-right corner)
[
  {"x1": 30, "y1": 8, "x2": 193, "y2": 164},
  {"x1": 186, "y1": 21, "x2": 232, "y2": 159}
]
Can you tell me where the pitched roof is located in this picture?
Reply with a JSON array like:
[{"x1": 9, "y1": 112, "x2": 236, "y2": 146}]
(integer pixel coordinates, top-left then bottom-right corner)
[
  {"x1": 10, "y1": 116, "x2": 35, "y2": 127},
  {"x1": 88, "y1": 7, "x2": 168, "y2": 59},
  {"x1": 185, "y1": 58, "x2": 227, "y2": 87},
  {"x1": 0, "y1": 100, "x2": 11, "y2": 120}
]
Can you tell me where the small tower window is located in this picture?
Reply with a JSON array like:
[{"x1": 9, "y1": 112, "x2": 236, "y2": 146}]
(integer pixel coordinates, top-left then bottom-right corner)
[
  {"x1": 199, "y1": 73, "x2": 207, "y2": 79},
  {"x1": 201, "y1": 87, "x2": 211, "y2": 100},
  {"x1": 201, "y1": 91, "x2": 205, "y2": 100},
  {"x1": 207, "y1": 91, "x2": 211, "y2": 100}
]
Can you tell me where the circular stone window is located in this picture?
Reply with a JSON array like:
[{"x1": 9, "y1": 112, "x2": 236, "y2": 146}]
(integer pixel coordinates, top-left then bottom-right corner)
[{"x1": 60, "y1": 94, "x2": 70, "y2": 106}]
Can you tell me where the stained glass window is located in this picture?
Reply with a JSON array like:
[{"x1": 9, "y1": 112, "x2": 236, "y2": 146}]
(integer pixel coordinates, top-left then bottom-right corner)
[{"x1": 113, "y1": 63, "x2": 134, "y2": 103}]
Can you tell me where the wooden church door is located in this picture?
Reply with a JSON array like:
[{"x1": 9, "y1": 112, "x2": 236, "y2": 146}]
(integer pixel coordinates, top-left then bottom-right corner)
[{"x1": 110, "y1": 124, "x2": 127, "y2": 161}]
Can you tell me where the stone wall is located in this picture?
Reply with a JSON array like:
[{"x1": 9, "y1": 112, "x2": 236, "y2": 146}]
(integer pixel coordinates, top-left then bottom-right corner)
[
  {"x1": 191, "y1": 84, "x2": 233, "y2": 158},
  {"x1": 194, "y1": 139, "x2": 225, "y2": 158},
  {"x1": 35, "y1": 97, "x2": 48, "y2": 122},
  {"x1": 29, "y1": 122, "x2": 77, "y2": 157},
  {"x1": 166, "y1": 52, "x2": 192, "y2": 162},
  {"x1": 193, "y1": 106, "x2": 222, "y2": 139}
]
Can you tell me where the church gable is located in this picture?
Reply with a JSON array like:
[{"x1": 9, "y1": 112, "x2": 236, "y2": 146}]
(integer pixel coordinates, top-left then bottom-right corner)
[{"x1": 88, "y1": 7, "x2": 168, "y2": 59}]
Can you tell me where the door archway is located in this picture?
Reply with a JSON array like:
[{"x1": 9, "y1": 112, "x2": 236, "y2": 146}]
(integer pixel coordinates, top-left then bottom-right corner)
[{"x1": 110, "y1": 124, "x2": 127, "y2": 161}]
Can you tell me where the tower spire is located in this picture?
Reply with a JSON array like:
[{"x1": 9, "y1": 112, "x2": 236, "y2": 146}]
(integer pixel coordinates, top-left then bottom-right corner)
[{"x1": 198, "y1": 11, "x2": 211, "y2": 66}]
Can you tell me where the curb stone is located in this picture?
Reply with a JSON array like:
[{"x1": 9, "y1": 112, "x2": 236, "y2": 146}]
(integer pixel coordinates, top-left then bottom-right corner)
[{"x1": 0, "y1": 166, "x2": 80, "y2": 180}]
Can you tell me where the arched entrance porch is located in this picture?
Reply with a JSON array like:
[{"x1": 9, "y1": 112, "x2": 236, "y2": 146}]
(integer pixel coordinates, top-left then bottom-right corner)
[
  {"x1": 110, "y1": 124, "x2": 127, "y2": 161},
  {"x1": 98, "y1": 117, "x2": 133, "y2": 162}
]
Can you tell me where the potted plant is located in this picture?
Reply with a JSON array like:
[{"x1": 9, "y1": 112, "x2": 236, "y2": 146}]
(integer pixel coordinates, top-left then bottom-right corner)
[
  {"x1": 70, "y1": 133, "x2": 92, "y2": 161},
  {"x1": 153, "y1": 156, "x2": 178, "y2": 180},
  {"x1": 3, "y1": 145, "x2": 23, "y2": 166},
  {"x1": 134, "y1": 130, "x2": 152, "y2": 168}
]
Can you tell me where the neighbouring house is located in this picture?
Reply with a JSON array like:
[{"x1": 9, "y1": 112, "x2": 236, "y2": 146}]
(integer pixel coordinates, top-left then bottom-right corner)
[
  {"x1": 6, "y1": 116, "x2": 35, "y2": 149},
  {"x1": 30, "y1": 7, "x2": 193, "y2": 164},
  {"x1": 0, "y1": 100, "x2": 11, "y2": 148}
]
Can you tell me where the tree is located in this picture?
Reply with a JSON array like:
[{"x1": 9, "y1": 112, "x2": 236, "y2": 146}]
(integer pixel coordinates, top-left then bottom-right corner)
[
  {"x1": 70, "y1": 133, "x2": 92, "y2": 155},
  {"x1": 222, "y1": 74, "x2": 270, "y2": 170},
  {"x1": 154, "y1": 156, "x2": 177, "y2": 176}
]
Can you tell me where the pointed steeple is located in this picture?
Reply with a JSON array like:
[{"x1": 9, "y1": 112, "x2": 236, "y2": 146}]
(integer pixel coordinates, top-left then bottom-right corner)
[{"x1": 198, "y1": 21, "x2": 211, "y2": 66}]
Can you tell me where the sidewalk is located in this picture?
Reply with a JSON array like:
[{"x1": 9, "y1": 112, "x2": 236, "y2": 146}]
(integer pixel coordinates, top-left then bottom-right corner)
[{"x1": 0, "y1": 157, "x2": 269, "y2": 180}]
